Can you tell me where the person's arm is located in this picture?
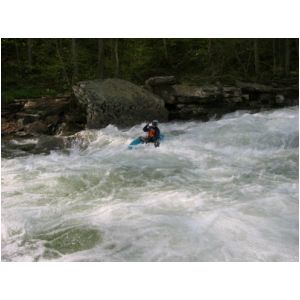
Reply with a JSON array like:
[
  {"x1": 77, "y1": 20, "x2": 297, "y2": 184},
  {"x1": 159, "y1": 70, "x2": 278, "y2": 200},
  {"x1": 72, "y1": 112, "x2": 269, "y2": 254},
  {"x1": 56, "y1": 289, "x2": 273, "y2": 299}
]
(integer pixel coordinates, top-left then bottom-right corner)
[{"x1": 143, "y1": 123, "x2": 150, "y2": 132}]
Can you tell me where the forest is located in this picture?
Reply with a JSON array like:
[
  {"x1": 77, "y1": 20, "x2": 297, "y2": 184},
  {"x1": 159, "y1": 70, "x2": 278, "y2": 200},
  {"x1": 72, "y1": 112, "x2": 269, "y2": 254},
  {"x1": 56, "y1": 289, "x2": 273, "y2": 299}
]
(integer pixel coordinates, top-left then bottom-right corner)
[{"x1": 1, "y1": 38, "x2": 299, "y2": 101}]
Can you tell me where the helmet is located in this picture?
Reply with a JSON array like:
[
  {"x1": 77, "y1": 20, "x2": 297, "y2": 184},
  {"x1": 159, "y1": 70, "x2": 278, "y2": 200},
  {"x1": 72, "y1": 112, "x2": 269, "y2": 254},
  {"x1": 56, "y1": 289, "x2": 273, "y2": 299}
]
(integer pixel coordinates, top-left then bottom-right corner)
[{"x1": 152, "y1": 120, "x2": 158, "y2": 126}]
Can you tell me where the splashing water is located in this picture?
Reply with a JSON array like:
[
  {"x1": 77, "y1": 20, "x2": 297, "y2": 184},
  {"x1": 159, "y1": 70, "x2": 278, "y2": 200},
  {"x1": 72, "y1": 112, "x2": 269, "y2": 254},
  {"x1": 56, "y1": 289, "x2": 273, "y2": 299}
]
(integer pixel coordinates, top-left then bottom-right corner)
[{"x1": 1, "y1": 107, "x2": 299, "y2": 261}]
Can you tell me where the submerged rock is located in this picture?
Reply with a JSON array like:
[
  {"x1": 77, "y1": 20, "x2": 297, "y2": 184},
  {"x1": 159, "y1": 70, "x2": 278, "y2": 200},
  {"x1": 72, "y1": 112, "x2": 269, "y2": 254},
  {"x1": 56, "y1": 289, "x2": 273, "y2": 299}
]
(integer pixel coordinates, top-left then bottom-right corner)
[
  {"x1": 37, "y1": 227, "x2": 102, "y2": 256},
  {"x1": 73, "y1": 78, "x2": 168, "y2": 129}
]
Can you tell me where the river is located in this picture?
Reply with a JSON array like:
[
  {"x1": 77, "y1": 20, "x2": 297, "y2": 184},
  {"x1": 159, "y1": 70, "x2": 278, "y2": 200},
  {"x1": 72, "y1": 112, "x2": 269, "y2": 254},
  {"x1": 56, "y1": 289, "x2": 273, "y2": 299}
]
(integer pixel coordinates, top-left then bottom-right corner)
[{"x1": 1, "y1": 107, "x2": 299, "y2": 261}]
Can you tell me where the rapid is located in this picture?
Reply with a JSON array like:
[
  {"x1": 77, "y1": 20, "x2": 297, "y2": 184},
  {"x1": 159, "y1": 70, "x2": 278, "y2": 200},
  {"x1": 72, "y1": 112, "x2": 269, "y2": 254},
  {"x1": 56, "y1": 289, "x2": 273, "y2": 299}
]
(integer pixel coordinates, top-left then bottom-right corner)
[{"x1": 1, "y1": 106, "x2": 299, "y2": 261}]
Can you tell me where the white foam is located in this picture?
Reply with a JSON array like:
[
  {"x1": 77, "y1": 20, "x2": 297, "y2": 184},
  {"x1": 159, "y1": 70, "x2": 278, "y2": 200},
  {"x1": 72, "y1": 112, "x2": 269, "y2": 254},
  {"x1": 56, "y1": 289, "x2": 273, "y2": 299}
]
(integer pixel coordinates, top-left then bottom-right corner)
[{"x1": 1, "y1": 107, "x2": 299, "y2": 261}]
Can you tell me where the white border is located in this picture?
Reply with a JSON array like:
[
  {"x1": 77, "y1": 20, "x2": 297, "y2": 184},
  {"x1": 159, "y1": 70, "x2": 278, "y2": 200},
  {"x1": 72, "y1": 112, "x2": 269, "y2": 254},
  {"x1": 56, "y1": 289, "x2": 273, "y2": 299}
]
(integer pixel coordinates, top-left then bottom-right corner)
[
  {"x1": 1, "y1": 1, "x2": 299, "y2": 300},
  {"x1": 0, "y1": 263, "x2": 299, "y2": 300},
  {"x1": 0, "y1": 0, "x2": 299, "y2": 37}
]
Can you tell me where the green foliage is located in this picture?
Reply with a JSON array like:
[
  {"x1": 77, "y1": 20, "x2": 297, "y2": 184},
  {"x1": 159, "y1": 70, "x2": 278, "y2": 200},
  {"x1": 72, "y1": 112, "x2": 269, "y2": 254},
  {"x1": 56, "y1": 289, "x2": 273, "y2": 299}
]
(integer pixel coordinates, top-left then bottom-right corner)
[
  {"x1": 2, "y1": 87, "x2": 58, "y2": 102},
  {"x1": 1, "y1": 38, "x2": 298, "y2": 102}
]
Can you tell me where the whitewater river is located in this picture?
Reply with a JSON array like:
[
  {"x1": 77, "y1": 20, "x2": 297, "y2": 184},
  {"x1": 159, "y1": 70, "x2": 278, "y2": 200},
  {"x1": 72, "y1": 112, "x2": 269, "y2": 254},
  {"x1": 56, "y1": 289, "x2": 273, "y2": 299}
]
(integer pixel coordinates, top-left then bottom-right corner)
[{"x1": 1, "y1": 107, "x2": 299, "y2": 261}]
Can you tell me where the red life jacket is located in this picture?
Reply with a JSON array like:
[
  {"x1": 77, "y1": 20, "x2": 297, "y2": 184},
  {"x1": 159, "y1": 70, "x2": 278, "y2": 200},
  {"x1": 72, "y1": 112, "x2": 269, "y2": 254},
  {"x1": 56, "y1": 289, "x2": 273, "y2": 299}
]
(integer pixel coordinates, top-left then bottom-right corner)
[{"x1": 148, "y1": 128, "x2": 156, "y2": 138}]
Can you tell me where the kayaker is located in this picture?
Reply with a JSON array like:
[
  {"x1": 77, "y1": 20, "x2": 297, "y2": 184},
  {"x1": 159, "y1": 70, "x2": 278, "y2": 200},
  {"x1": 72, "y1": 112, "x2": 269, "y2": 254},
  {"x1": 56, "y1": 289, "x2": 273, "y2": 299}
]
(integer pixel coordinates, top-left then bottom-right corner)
[{"x1": 139, "y1": 120, "x2": 161, "y2": 147}]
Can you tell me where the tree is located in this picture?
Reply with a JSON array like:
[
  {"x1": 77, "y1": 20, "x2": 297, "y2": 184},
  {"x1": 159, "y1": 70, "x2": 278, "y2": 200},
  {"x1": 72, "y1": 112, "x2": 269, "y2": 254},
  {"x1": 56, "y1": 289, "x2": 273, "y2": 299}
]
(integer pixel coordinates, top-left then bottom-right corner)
[
  {"x1": 285, "y1": 38, "x2": 290, "y2": 76},
  {"x1": 55, "y1": 39, "x2": 70, "y2": 87},
  {"x1": 97, "y1": 38, "x2": 104, "y2": 78},
  {"x1": 15, "y1": 39, "x2": 20, "y2": 66},
  {"x1": 114, "y1": 38, "x2": 119, "y2": 77},
  {"x1": 234, "y1": 39, "x2": 248, "y2": 77},
  {"x1": 27, "y1": 38, "x2": 33, "y2": 68},
  {"x1": 272, "y1": 39, "x2": 277, "y2": 75},
  {"x1": 71, "y1": 38, "x2": 78, "y2": 83},
  {"x1": 162, "y1": 38, "x2": 169, "y2": 63},
  {"x1": 2, "y1": 38, "x2": 299, "y2": 102},
  {"x1": 253, "y1": 38, "x2": 260, "y2": 75}
]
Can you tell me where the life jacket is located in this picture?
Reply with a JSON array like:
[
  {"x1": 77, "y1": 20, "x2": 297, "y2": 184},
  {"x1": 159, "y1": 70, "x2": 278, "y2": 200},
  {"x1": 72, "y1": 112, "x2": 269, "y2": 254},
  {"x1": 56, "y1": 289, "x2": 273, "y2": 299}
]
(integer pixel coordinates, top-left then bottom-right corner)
[{"x1": 148, "y1": 128, "x2": 156, "y2": 138}]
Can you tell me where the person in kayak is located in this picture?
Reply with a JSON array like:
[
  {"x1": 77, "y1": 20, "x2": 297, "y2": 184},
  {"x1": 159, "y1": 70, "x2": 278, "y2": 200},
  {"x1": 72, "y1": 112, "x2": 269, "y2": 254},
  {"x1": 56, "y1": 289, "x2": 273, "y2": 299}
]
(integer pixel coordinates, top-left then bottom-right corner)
[{"x1": 139, "y1": 120, "x2": 161, "y2": 147}]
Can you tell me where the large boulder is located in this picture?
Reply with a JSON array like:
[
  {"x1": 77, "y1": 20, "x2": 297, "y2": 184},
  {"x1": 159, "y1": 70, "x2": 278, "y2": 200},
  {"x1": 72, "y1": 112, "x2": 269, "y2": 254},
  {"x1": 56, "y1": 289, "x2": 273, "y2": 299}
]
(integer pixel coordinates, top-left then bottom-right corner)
[
  {"x1": 145, "y1": 76, "x2": 177, "y2": 91},
  {"x1": 72, "y1": 78, "x2": 168, "y2": 129}
]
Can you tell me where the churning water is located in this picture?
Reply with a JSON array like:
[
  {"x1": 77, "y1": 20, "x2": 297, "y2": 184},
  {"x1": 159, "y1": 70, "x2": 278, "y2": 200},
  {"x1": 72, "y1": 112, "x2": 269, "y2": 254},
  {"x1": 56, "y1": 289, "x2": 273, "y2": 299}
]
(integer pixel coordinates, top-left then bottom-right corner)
[{"x1": 1, "y1": 107, "x2": 299, "y2": 261}]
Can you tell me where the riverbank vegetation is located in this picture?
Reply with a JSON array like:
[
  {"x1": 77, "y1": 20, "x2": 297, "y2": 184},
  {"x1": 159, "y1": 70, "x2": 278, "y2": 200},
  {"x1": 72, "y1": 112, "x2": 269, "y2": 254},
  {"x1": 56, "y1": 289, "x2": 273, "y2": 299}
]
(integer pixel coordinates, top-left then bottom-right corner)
[{"x1": 2, "y1": 38, "x2": 299, "y2": 101}]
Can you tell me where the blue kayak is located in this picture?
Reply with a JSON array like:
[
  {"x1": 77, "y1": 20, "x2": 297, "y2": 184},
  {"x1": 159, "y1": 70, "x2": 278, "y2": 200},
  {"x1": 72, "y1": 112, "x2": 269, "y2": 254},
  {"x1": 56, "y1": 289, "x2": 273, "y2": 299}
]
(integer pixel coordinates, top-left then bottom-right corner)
[{"x1": 128, "y1": 134, "x2": 164, "y2": 150}]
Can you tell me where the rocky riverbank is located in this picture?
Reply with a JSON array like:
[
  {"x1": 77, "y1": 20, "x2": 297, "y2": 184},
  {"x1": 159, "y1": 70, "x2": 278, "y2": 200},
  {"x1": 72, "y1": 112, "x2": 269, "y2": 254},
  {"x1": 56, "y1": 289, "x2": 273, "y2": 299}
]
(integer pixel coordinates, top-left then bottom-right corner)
[
  {"x1": 1, "y1": 95, "x2": 86, "y2": 138},
  {"x1": 1, "y1": 76, "x2": 298, "y2": 144},
  {"x1": 145, "y1": 76, "x2": 299, "y2": 121}
]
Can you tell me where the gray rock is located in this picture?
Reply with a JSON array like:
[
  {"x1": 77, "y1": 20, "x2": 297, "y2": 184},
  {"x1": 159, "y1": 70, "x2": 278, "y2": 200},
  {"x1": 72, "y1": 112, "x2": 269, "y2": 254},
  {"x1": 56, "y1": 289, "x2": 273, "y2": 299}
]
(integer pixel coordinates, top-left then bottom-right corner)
[
  {"x1": 34, "y1": 136, "x2": 65, "y2": 153},
  {"x1": 223, "y1": 86, "x2": 242, "y2": 98},
  {"x1": 236, "y1": 81, "x2": 274, "y2": 93},
  {"x1": 24, "y1": 98, "x2": 70, "y2": 117},
  {"x1": 25, "y1": 121, "x2": 49, "y2": 135},
  {"x1": 173, "y1": 84, "x2": 220, "y2": 99},
  {"x1": 73, "y1": 78, "x2": 168, "y2": 129},
  {"x1": 145, "y1": 76, "x2": 177, "y2": 88},
  {"x1": 16, "y1": 112, "x2": 40, "y2": 124},
  {"x1": 152, "y1": 84, "x2": 222, "y2": 105},
  {"x1": 17, "y1": 118, "x2": 25, "y2": 129},
  {"x1": 275, "y1": 94, "x2": 285, "y2": 104}
]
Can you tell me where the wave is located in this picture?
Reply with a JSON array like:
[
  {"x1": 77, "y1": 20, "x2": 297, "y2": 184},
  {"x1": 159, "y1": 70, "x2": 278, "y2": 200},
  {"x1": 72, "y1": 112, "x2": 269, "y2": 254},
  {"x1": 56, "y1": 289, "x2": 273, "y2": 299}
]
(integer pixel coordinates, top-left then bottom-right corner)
[{"x1": 1, "y1": 106, "x2": 299, "y2": 261}]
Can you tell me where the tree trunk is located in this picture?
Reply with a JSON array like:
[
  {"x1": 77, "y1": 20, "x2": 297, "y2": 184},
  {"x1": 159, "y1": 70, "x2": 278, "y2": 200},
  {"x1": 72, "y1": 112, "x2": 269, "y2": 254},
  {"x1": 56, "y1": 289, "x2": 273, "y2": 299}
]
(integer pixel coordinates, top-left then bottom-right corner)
[
  {"x1": 234, "y1": 40, "x2": 248, "y2": 77},
  {"x1": 207, "y1": 38, "x2": 212, "y2": 60},
  {"x1": 97, "y1": 38, "x2": 104, "y2": 78},
  {"x1": 114, "y1": 38, "x2": 119, "y2": 77},
  {"x1": 207, "y1": 38, "x2": 214, "y2": 74},
  {"x1": 55, "y1": 39, "x2": 70, "y2": 86},
  {"x1": 235, "y1": 50, "x2": 247, "y2": 77},
  {"x1": 15, "y1": 39, "x2": 20, "y2": 65},
  {"x1": 71, "y1": 38, "x2": 78, "y2": 84},
  {"x1": 245, "y1": 39, "x2": 253, "y2": 75},
  {"x1": 27, "y1": 38, "x2": 32, "y2": 68},
  {"x1": 253, "y1": 38, "x2": 260, "y2": 75},
  {"x1": 272, "y1": 39, "x2": 276, "y2": 75},
  {"x1": 163, "y1": 38, "x2": 169, "y2": 62},
  {"x1": 285, "y1": 38, "x2": 290, "y2": 76},
  {"x1": 277, "y1": 39, "x2": 282, "y2": 73}
]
